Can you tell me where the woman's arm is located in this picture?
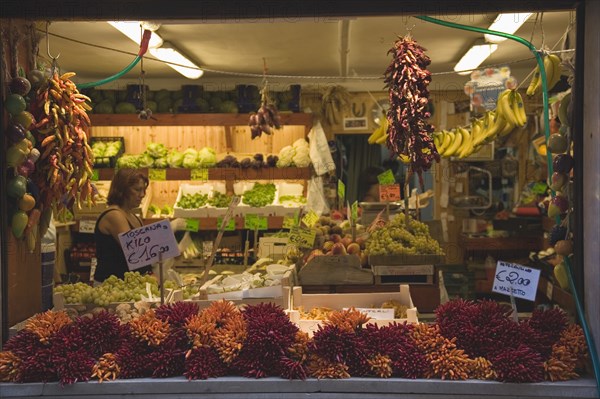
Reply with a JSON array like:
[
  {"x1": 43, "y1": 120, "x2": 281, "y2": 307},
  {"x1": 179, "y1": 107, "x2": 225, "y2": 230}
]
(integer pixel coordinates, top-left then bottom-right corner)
[{"x1": 98, "y1": 210, "x2": 132, "y2": 242}]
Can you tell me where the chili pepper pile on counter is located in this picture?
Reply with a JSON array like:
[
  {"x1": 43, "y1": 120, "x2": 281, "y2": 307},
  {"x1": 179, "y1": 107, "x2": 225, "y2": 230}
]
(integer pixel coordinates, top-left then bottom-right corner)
[
  {"x1": 30, "y1": 72, "x2": 96, "y2": 220},
  {"x1": 384, "y1": 35, "x2": 439, "y2": 190}
]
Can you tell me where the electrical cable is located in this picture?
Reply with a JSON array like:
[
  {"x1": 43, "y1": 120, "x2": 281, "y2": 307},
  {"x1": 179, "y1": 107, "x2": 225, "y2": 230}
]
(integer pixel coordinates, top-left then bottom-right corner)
[{"x1": 416, "y1": 15, "x2": 599, "y2": 397}]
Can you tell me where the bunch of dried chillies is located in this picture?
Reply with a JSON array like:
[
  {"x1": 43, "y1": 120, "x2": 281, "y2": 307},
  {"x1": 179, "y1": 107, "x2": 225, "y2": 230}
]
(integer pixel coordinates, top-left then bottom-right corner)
[
  {"x1": 30, "y1": 72, "x2": 95, "y2": 218},
  {"x1": 384, "y1": 34, "x2": 439, "y2": 190}
]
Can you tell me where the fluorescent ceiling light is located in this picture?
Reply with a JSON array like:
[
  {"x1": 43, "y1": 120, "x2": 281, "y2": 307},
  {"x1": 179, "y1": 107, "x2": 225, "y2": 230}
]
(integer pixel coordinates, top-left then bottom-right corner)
[
  {"x1": 484, "y1": 13, "x2": 533, "y2": 43},
  {"x1": 454, "y1": 43, "x2": 498, "y2": 75},
  {"x1": 108, "y1": 21, "x2": 163, "y2": 48},
  {"x1": 149, "y1": 43, "x2": 204, "y2": 79}
]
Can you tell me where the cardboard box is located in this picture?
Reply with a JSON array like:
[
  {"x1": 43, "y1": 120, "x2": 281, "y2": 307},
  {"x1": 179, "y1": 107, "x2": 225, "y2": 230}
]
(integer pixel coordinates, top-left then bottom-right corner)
[
  {"x1": 372, "y1": 264, "x2": 435, "y2": 285},
  {"x1": 258, "y1": 237, "x2": 289, "y2": 261},
  {"x1": 289, "y1": 284, "x2": 418, "y2": 336}
]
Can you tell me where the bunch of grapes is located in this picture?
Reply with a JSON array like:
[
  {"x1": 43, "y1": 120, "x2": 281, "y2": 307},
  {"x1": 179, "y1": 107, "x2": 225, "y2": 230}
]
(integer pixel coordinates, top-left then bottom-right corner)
[{"x1": 366, "y1": 213, "x2": 443, "y2": 256}]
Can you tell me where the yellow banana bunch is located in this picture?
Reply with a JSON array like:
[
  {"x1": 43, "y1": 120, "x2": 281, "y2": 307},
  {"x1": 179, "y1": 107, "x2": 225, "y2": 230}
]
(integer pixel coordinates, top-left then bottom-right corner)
[
  {"x1": 368, "y1": 116, "x2": 389, "y2": 145},
  {"x1": 526, "y1": 54, "x2": 562, "y2": 96}
]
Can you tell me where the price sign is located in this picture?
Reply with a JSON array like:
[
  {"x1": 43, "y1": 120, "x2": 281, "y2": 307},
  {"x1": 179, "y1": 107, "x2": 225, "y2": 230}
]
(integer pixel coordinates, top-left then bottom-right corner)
[
  {"x1": 91, "y1": 169, "x2": 99, "y2": 181},
  {"x1": 78, "y1": 219, "x2": 95, "y2": 234},
  {"x1": 118, "y1": 219, "x2": 180, "y2": 270},
  {"x1": 344, "y1": 308, "x2": 395, "y2": 320},
  {"x1": 289, "y1": 226, "x2": 317, "y2": 249},
  {"x1": 185, "y1": 218, "x2": 199, "y2": 232},
  {"x1": 283, "y1": 215, "x2": 298, "y2": 229},
  {"x1": 492, "y1": 261, "x2": 541, "y2": 301},
  {"x1": 379, "y1": 184, "x2": 401, "y2": 202},
  {"x1": 217, "y1": 217, "x2": 236, "y2": 231},
  {"x1": 245, "y1": 214, "x2": 268, "y2": 230},
  {"x1": 337, "y1": 179, "x2": 346, "y2": 201},
  {"x1": 302, "y1": 210, "x2": 319, "y2": 228},
  {"x1": 148, "y1": 168, "x2": 166, "y2": 181},
  {"x1": 377, "y1": 169, "x2": 395, "y2": 185},
  {"x1": 351, "y1": 201, "x2": 358, "y2": 222},
  {"x1": 191, "y1": 168, "x2": 209, "y2": 181}
]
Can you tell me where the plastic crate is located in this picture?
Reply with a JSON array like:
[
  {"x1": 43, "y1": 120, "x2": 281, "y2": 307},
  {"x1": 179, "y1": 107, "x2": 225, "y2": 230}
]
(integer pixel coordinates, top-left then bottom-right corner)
[{"x1": 90, "y1": 136, "x2": 125, "y2": 168}]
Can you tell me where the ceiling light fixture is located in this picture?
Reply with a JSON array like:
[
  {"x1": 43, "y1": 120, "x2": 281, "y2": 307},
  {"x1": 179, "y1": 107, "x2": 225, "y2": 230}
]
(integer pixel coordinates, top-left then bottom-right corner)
[
  {"x1": 484, "y1": 13, "x2": 533, "y2": 43},
  {"x1": 108, "y1": 21, "x2": 164, "y2": 48},
  {"x1": 454, "y1": 42, "x2": 498, "y2": 75},
  {"x1": 149, "y1": 42, "x2": 204, "y2": 79}
]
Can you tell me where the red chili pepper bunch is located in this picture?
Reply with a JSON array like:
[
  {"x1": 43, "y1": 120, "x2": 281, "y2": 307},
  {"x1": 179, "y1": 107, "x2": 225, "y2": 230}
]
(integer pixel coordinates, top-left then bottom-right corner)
[{"x1": 384, "y1": 35, "x2": 439, "y2": 190}]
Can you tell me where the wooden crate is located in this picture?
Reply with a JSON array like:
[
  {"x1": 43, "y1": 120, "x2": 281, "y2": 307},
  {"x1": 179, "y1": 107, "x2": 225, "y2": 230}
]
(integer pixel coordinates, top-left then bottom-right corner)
[
  {"x1": 372, "y1": 264, "x2": 435, "y2": 285},
  {"x1": 298, "y1": 255, "x2": 373, "y2": 285},
  {"x1": 290, "y1": 284, "x2": 418, "y2": 336}
]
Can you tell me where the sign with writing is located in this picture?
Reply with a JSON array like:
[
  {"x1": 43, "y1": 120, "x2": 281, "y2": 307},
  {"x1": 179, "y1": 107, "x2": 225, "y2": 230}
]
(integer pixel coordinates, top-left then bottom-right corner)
[
  {"x1": 185, "y1": 218, "x2": 199, "y2": 232},
  {"x1": 217, "y1": 217, "x2": 236, "y2": 231},
  {"x1": 245, "y1": 214, "x2": 268, "y2": 230},
  {"x1": 302, "y1": 210, "x2": 319, "y2": 228},
  {"x1": 118, "y1": 219, "x2": 180, "y2": 270},
  {"x1": 344, "y1": 308, "x2": 395, "y2": 320},
  {"x1": 289, "y1": 226, "x2": 317, "y2": 249},
  {"x1": 91, "y1": 169, "x2": 99, "y2": 181},
  {"x1": 377, "y1": 169, "x2": 396, "y2": 185},
  {"x1": 78, "y1": 219, "x2": 95, "y2": 234},
  {"x1": 148, "y1": 168, "x2": 166, "y2": 181},
  {"x1": 492, "y1": 261, "x2": 541, "y2": 301},
  {"x1": 283, "y1": 214, "x2": 299, "y2": 229},
  {"x1": 191, "y1": 168, "x2": 209, "y2": 181},
  {"x1": 337, "y1": 179, "x2": 345, "y2": 201},
  {"x1": 379, "y1": 184, "x2": 401, "y2": 202},
  {"x1": 351, "y1": 201, "x2": 358, "y2": 222}
]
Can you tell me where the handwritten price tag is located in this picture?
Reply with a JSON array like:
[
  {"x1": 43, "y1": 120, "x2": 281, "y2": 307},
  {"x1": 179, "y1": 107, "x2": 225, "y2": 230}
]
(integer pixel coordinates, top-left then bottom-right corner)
[
  {"x1": 245, "y1": 214, "x2": 268, "y2": 230},
  {"x1": 377, "y1": 169, "x2": 395, "y2": 185},
  {"x1": 118, "y1": 219, "x2": 180, "y2": 270},
  {"x1": 217, "y1": 217, "x2": 236, "y2": 231},
  {"x1": 344, "y1": 308, "x2": 395, "y2": 320},
  {"x1": 289, "y1": 226, "x2": 316, "y2": 249},
  {"x1": 78, "y1": 219, "x2": 95, "y2": 234},
  {"x1": 337, "y1": 179, "x2": 346, "y2": 201},
  {"x1": 191, "y1": 168, "x2": 209, "y2": 181},
  {"x1": 91, "y1": 169, "x2": 99, "y2": 181},
  {"x1": 185, "y1": 218, "x2": 199, "y2": 232},
  {"x1": 351, "y1": 201, "x2": 358, "y2": 222},
  {"x1": 283, "y1": 215, "x2": 298, "y2": 229},
  {"x1": 302, "y1": 210, "x2": 319, "y2": 228},
  {"x1": 148, "y1": 168, "x2": 166, "y2": 181},
  {"x1": 379, "y1": 184, "x2": 401, "y2": 202},
  {"x1": 492, "y1": 261, "x2": 541, "y2": 301}
]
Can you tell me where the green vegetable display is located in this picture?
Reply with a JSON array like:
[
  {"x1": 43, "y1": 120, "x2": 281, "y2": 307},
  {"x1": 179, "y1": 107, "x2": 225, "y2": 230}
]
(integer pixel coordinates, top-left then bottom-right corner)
[
  {"x1": 242, "y1": 183, "x2": 276, "y2": 207},
  {"x1": 278, "y1": 195, "x2": 307, "y2": 204},
  {"x1": 208, "y1": 191, "x2": 232, "y2": 208},
  {"x1": 176, "y1": 193, "x2": 209, "y2": 209}
]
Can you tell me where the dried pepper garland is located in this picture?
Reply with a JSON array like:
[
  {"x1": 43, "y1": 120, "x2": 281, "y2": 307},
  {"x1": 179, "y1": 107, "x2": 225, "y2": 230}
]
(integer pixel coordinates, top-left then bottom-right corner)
[
  {"x1": 0, "y1": 300, "x2": 591, "y2": 384},
  {"x1": 384, "y1": 34, "x2": 439, "y2": 190}
]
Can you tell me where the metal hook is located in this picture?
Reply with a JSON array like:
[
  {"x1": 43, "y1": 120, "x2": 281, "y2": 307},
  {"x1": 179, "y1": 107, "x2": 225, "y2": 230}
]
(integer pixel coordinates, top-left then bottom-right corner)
[{"x1": 45, "y1": 21, "x2": 60, "y2": 61}]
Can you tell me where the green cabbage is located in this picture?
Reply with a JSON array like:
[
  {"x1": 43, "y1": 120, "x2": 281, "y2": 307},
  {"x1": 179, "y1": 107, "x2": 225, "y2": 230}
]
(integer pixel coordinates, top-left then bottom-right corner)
[
  {"x1": 138, "y1": 153, "x2": 155, "y2": 168},
  {"x1": 116, "y1": 154, "x2": 140, "y2": 169},
  {"x1": 167, "y1": 150, "x2": 184, "y2": 168},
  {"x1": 197, "y1": 147, "x2": 217, "y2": 167},
  {"x1": 146, "y1": 142, "x2": 168, "y2": 159},
  {"x1": 182, "y1": 148, "x2": 199, "y2": 168},
  {"x1": 153, "y1": 157, "x2": 168, "y2": 168}
]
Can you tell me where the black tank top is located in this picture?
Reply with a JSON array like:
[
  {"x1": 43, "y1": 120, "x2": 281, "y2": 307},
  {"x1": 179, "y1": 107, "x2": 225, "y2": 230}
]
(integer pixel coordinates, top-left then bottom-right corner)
[{"x1": 93, "y1": 208, "x2": 152, "y2": 282}]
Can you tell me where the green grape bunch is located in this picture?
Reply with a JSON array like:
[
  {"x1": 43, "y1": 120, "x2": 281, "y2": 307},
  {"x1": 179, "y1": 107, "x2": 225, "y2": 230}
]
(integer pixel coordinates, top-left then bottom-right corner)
[{"x1": 366, "y1": 213, "x2": 443, "y2": 256}]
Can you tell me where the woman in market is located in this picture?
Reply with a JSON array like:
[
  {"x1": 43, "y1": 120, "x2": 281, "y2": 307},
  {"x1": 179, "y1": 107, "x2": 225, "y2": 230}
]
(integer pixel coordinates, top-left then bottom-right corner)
[{"x1": 93, "y1": 168, "x2": 153, "y2": 284}]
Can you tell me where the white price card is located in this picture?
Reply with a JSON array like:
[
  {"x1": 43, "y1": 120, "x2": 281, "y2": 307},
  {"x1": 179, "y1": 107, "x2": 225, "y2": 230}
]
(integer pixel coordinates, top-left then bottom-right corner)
[
  {"x1": 492, "y1": 260, "x2": 541, "y2": 302},
  {"x1": 78, "y1": 219, "x2": 95, "y2": 234},
  {"x1": 344, "y1": 308, "x2": 395, "y2": 320},
  {"x1": 119, "y1": 219, "x2": 180, "y2": 271}
]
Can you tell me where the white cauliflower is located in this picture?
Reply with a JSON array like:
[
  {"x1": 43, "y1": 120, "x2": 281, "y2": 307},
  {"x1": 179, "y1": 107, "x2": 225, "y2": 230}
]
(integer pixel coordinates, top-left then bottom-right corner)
[
  {"x1": 277, "y1": 145, "x2": 296, "y2": 167},
  {"x1": 293, "y1": 145, "x2": 311, "y2": 167}
]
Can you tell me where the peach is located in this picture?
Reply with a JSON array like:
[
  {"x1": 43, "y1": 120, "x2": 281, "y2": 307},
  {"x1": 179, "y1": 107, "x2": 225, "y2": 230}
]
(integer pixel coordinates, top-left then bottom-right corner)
[
  {"x1": 347, "y1": 242, "x2": 361, "y2": 256},
  {"x1": 331, "y1": 242, "x2": 347, "y2": 256}
]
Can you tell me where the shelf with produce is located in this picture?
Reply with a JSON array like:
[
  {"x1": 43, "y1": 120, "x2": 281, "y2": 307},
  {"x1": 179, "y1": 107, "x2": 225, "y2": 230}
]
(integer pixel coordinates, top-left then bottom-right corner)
[
  {"x1": 93, "y1": 166, "x2": 312, "y2": 182},
  {"x1": 89, "y1": 112, "x2": 313, "y2": 129}
]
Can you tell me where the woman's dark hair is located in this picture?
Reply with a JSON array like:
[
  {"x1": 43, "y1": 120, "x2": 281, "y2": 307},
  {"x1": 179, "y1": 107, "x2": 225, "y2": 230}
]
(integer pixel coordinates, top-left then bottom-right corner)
[{"x1": 107, "y1": 169, "x2": 149, "y2": 206}]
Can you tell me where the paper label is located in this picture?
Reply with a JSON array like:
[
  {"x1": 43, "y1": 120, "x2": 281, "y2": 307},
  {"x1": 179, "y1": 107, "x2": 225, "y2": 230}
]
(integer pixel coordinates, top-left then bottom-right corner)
[
  {"x1": 337, "y1": 180, "x2": 346, "y2": 201},
  {"x1": 351, "y1": 201, "x2": 358, "y2": 222},
  {"x1": 492, "y1": 261, "x2": 541, "y2": 302},
  {"x1": 377, "y1": 169, "x2": 395, "y2": 185},
  {"x1": 191, "y1": 168, "x2": 209, "y2": 181},
  {"x1": 344, "y1": 308, "x2": 395, "y2": 320},
  {"x1": 148, "y1": 168, "x2": 166, "y2": 181},
  {"x1": 118, "y1": 219, "x2": 180, "y2": 270},
  {"x1": 245, "y1": 214, "x2": 268, "y2": 230},
  {"x1": 91, "y1": 169, "x2": 99, "y2": 181},
  {"x1": 185, "y1": 218, "x2": 199, "y2": 232},
  {"x1": 379, "y1": 184, "x2": 401, "y2": 202},
  {"x1": 289, "y1": 226, "x2": 316, "y2": 249},
  {"x1": 217, "y1": 217, "x2": 236, "y2": 231},
  {"x1": 302, "y1": 210, "x2": 319, "y2": 228},
  {"x1": 78, "y1": 219, "x2": 95, "y2": 234}
]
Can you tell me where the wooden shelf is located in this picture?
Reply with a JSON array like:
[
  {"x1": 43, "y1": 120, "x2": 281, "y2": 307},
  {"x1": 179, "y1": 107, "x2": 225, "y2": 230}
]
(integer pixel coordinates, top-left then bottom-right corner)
[
  {"x1": 72, "y1": 216, "x2": 289, "y2": 231},
  {"x1": 458, "y1": 234, "x2": 543, "y2": 252},
  {"x1": 89, "y1": 112, "x2": 313, "y2": 129},
  {"x1": 537, "y1": 275, "x2": 576, "y2": 314},
  {"x1": 95, "y1": 167, "x2": 311, "y2": 181}
]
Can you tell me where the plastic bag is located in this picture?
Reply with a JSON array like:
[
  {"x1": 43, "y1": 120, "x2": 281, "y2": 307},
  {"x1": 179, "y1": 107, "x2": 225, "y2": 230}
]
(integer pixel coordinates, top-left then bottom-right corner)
[
  {"x1": 307, "y1": 175, "x2": 330, "y2": 216},
  {"x1": 308, "y1": 120, "x2": 335, "y2": 176}
]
